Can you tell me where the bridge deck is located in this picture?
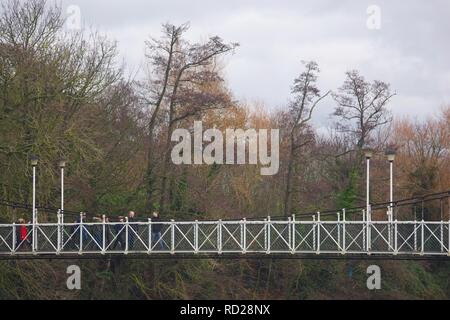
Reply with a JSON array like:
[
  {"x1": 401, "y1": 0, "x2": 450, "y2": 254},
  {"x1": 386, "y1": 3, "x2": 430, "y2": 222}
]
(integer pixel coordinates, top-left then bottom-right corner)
[{"x1": 1, "y1": 219, "x2": 449, "y2": 259}]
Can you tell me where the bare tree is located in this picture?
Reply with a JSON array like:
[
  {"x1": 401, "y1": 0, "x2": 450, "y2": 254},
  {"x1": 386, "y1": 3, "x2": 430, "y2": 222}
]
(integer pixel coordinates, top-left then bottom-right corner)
[
  {"x1": 0, "y1": 0, "x2": 130, "y2": 211},
  {"x1": 141, "y1": 23, "x2": 187, "y2": 210},
  {"x1": 283, "y1": 61, "x2": 330, "y2": 216},
  {"x1": 142, "y1": 23, "x2": 238, "y2": 212},
  {"x1": 0, "y1": 0, "x2": 62, "y2": 51},
  {"x1": 332, "y1": 70, "x2": 395, "y2": 149}
]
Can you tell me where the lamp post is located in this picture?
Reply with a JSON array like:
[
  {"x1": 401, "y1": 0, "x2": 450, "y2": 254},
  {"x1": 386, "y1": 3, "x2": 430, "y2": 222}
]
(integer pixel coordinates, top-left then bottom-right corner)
[
  {"x1": 30, "y1": 155, "x2": 38, "y2": 223},
  {"x1": 59, "y1": 159, "x2": 66, "y2": 223},
  {"x1": 363, "y1": 148, "x2": 373, "y2": 221},
  {"x1": 30, "y1": 155, "x2": 38, "y2": 251},
  {"x1": 59, "y1": 159, "x2": 66, "y2": 252},
  {"x1": 385, "y1": 147, "x2": 396, "y2": 220}
]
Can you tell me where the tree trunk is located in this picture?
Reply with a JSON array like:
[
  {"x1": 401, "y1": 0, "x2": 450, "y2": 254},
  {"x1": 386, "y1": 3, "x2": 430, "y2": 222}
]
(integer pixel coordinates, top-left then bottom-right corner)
[
  {"x1": 283, "y1": 139, "x2": 295, "y2": 217},
  {"x1": 159, "y1": 121, "x2": 174, "y2": 213},
  {"x1": 145, "y1": 123, "x2": 158, "y2": 210}
]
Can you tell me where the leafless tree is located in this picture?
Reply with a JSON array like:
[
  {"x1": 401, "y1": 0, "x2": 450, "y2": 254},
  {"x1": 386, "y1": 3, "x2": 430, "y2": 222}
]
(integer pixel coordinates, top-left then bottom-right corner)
[
  {"x1": 283, "y1": 61, "x2": 330, "y2": 216},
  {"x1": 332, "y1": 70, "x2": 395, "y2": 150},
  {"x1": 141, "y1": 23, "x2": 187, "y2": 210},
  {"x1": 142, "y1": 23, "x2": 238, "y2": 212}
]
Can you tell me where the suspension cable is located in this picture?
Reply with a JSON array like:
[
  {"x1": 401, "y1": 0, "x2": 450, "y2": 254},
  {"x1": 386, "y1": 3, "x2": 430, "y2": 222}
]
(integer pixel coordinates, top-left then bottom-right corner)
[{"x1": 0, "y1": 190, "x2": 448, "y2": 222}]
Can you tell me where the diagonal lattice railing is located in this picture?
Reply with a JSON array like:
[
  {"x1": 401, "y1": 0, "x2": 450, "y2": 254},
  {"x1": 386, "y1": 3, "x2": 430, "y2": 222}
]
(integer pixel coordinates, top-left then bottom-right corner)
[{"x1": 1, "y1": 218, "x2": 449, "y2": 257}]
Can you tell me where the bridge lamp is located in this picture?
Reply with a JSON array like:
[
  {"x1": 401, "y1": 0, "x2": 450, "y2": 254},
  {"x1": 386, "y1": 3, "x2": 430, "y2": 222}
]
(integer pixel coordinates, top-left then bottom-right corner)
[
  {"x1": 30, "y1": 155, "x2": 38, "y2": 224},
  {"x1": 30, "y1": 155, "x2": 38, "y2": 167},
  {"x1": 59, "y1": 159, "x2": 67, "y2": 224},
  {"x1": 363, "y1": 148, "x2": 373, "y2": 219},
  {"x1": 30, "y1": 155, "x2": 38, "y2": 251},
  {"x1": 385, "y1": 147, "x2": 396, "y2": 215}
]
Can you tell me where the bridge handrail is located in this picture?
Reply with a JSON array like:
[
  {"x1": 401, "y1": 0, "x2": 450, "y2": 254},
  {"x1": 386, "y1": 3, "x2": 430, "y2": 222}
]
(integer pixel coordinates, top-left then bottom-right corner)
[{"x1": 0, "y1": 219, "x2": 449, "y2": 258}]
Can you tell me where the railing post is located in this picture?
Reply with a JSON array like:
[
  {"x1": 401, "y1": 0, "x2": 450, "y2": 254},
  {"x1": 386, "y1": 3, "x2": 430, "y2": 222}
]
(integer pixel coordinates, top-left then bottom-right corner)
[
  {"x1": 102, "y1": 215, "x2": 106, "y2": 254},
  {"x1": 316, "y1": 212, "x2": 320, "y2": 255},
  {"x1": 148, "y1": 218, "x2": 152, "y2": 254},
  {"x1": 194, "y1": 220, "x2": 199, "y2": 253},
  {"x1": 57, "y1": 212, "x2": 61, "y2": 254},
  {"x1": 35, "y1": 209, "x2": 39, "y2": 254},
  {"x1": 79, "y1": 213, "x2": 83, "y2": 255},
  {"x1": 291, "y1": 214, "x2": 296, "y2": 254},
  {"x1": 125, "y1": 217, "x2": 129, "y2": 254},
  {"x1": 218, "y1": 219, "x2": 222, "y2": 254},
  {"x1": 264, "y1": 218, "x2": 268, "y2": 253},
  {"x1": 394, "y1": 219, "x2": 398, "y2": 255},
  {"x1": 267, "y1": 216, "x2": 271, "y2": 254},
  {"x1": 440, "y1": 220, "x2": 444, "y2": 253},
  {"x1": 421, "y1": 219, "x2": 424, "y2": 255},
  {"x1": 12, "y1": 222, "x2": 16, "y2": 253},
  {"x1": 239, "y1": 219, "x2": 243, "y2": 252},
  {"x1": 367, "y1": 205, "x2": 371, "y2": 254},
  {"x1": 388, "y1": 208, "x2": 392, "y2": 250},
  {"x1": 288, "y1": 216, "x2": 292, "y2": 253},
  {"x1": 242, "y1": 218, "x2": 247, "y2": 254},
  {"x1": 32, "y1": 209, "x2": 37, "y2": 253},
  {"x1": 337, "y1": 212, "x2": 341, "y2": 251},
  {"x1": 312, "y1": 215, "x2": 316, "y2": 252},
  {"x1": 171, "y1": 219, "x2": 175, "y2": 254},
  {"x1": 61, "y1": 210, "x2": 64, "y2": 250},
  {"x1": 448, "y1": 220, "x2": 450, "y2": 256},
  {"x1": 414, "y1": 220, "x2": 418, "y2": 252},
  {"x1": 362, "y1": 209, "x2": 366, "y2": 252},
  {"x1": 342, "y1": 209, "x2": 346, "y2": 254}
]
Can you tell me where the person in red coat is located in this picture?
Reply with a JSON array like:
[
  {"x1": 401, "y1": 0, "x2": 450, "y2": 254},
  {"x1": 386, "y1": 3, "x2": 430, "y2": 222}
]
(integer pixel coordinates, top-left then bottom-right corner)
[{"x1": 16, "y1": 218, "x2": 29, "y2": 250}]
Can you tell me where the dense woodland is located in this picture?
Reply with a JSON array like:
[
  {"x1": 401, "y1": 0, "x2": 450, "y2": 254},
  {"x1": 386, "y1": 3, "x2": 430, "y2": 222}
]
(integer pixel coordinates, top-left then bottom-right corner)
[{"x1": 0, "y1": 1, "x2": 449, "y2": 299}]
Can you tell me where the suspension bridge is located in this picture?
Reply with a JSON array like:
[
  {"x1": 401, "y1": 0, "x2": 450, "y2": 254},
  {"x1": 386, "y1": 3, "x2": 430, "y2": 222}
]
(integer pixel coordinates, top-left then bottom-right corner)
[{"x1": 1, "y1": 191, "x2": 449, "y2": 260}]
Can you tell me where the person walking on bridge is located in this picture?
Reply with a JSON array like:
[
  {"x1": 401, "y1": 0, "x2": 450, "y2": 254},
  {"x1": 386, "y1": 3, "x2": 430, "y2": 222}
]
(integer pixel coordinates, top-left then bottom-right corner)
[
  {"x1": 151, "y1": 212, "x2": 163, "y2": 250},
  {"x1": 16, "y1": 218, "x2": 29, "y2": 250},
  {"x1": 127, "y1": 211, "x2": 136, "y2": 250},
  {"x1": 112, "y1": 217, "x2": 125, "y2": 250}
]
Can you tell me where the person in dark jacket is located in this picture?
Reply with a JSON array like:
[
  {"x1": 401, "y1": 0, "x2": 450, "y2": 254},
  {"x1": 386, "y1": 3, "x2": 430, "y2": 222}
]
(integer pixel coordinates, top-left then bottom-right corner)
[
  {"x1": 112, "y1": 217, "x2": 125, "y2": 250},
  {"x1": 104, "y1": 216, "x2": 112, "y2": 248},
  {"x1": 92, "y1": 216, "x2": 103, "y2": 250},
  {"x1": 151, "y1": 212, "x2": 164, "y2": 250},
  {"x1": 127, "y1": 211, "x2": 136, "y2": 250}
]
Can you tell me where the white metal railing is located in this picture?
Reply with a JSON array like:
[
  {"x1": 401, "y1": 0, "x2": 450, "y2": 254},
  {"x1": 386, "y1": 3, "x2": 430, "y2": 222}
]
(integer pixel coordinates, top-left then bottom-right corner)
[{"x1": 0, "y1": 218, "x2": 449, "y2": 257}]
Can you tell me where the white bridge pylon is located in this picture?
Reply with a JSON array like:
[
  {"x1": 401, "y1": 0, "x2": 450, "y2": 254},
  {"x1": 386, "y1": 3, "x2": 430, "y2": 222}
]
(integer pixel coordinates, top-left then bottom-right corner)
[{"x1": 1, "y1": 215, "x2": 449, "y2": 257}]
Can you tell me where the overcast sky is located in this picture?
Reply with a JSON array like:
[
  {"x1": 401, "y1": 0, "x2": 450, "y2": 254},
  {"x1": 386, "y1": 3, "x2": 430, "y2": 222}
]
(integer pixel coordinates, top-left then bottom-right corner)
[{"x1": 56, "y1": 0, "x2": 450, "y2": 129}]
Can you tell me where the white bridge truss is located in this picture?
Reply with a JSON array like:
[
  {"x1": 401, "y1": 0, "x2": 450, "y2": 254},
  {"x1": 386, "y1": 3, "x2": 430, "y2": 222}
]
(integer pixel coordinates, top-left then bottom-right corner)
[{"x1": 1, "y1": 216, "x2": 449, "y2": 258}]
